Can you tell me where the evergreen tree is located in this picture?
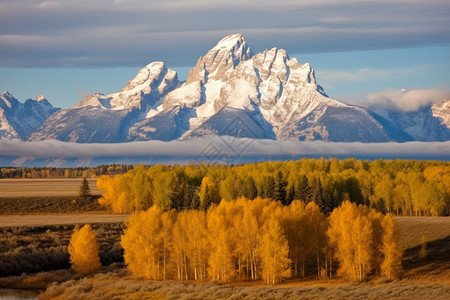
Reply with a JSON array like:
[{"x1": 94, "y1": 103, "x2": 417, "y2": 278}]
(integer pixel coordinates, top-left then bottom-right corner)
[
  {"x1": 274, "y1": 171, "x2": 288, "y2": 205},
  {"x1": 79, "y1": 177, "x2": 91, "y2": 202},
  {"x1": 295, "y1": 175, "x2": 312, "y2": 203},
  {"x1": 243, "y1": 177, "x2": 258, "y2": 199},
  {"x1": 286, "y1": 186, "x2": 295, "y2": 206},
  {"x1": 312, "y1": 180, "x2": 328, "y2": 214},
  {"x1": 190, "y1": 192, "x2": 200, "y2": 210},
  {"x1": 263, "y1": 176, "x2": 276, "y2": 199}
]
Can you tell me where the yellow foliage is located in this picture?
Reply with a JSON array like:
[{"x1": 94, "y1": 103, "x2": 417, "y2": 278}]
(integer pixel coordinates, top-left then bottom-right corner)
[
  {"x1": 328, "y1": 201, "x2": 382, "y2": 281},
  {"x1": 257, "y1": 216, "x2": 291, "y2": 284},
  {"x1": 67, "y1": 224, "x2": 101, "y2": 275},
  {"x1": 381, "y1": 214, "x2": 403, "y2": 280},
  {"x1": 120, "y1": 206, "x2": 167, "y2": 279}
]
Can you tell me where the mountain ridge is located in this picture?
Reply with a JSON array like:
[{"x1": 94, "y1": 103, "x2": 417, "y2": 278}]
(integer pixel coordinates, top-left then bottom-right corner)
[{"x1": 1, "y1": 34, "x2": 448, "y2": 143}]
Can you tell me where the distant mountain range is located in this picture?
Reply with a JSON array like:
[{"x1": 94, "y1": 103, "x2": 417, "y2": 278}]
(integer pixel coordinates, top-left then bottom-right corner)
[{"x1": 1, "y1": 34, "x2": 449, "y2": 143}]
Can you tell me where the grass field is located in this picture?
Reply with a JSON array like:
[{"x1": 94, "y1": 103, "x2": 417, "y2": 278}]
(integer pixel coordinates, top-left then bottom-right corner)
[
  {"x1": 0, "y1": 214, "x2": 129, "y2": 227},
  {"x1": 395, "y1": 217, "x2": 450, "y2": 249},
  {"x1": 0, "y1": 178, "x2": 103, "y2": 214},
  {"x1": 0, "y1": 178, "x2": 100, "y2": 197}
]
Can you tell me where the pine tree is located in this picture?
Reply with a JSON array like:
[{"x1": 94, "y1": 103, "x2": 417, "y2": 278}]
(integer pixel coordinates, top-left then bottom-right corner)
[
  {"x1": 312, "y1": 180, "x2": 328, "y2": 214},
  {"x1": 295, "y1": 175, "x2": 312, "y2": 203},
  {"x1": 274, "y1": 171, "x2": 288, "y2": 204},
  {"x1": 190, "y1": 193, "x2": 200, "y2": 209},
  {"x1": 68, "y1": 224, "x2": 101, "y2": 275},
  {"x1": 79, "y1": 177, "x2": 91, "y2": 202},
  {"x1": 286, "y1": 186, "x2": 295, "y2": 206}
]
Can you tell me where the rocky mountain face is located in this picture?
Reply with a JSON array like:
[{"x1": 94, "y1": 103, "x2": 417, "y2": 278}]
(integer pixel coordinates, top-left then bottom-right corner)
[
  {"x1": 2, "y1": 34, "x2": 448, "y2": 143},
  {"x1": 0, "y1": 92, "x2": 58, "y2": 140}
]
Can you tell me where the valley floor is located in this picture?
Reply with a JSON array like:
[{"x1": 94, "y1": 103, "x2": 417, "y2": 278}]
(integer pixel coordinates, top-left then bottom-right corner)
[{"x1": 7, "y1": 267, "x2": 449, "y2": 300}]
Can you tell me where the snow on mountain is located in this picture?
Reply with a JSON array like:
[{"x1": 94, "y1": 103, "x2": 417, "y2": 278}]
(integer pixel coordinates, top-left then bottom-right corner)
[
  {"x1": 368, "y1": 99, "x2": 450, "y2": 142},
  {"x1": 0, "y1": 91, "x2": 58, "y2": 140},
  {"x1": 75, "y1": 61, "x2": 178, "y2": 110},
  {"x1": 432, "y1": 99, "x2": 450, "y2": 129},
  {"x1": 159, "y1": 34, "x2": 411, "y2": 142},
  {"x1": 29, "y1": 62, "x2": 179, "y2": 142},
  {"x1": 5, "y1": 34, "x2": 447, "y2": 143}
]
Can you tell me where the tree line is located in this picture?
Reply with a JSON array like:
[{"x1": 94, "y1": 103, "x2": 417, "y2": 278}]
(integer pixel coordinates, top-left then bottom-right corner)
[
  {"x1": 97, "y1": 159, "x2": 450, "y2": 216},
  {"x1": 0, "y1": 164, "x2": 133, "y2": 179}
]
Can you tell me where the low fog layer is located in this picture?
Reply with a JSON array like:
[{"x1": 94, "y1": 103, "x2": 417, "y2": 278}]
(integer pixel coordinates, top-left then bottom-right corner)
[{"x1": 1, "y1": 138, "x2": 449, "y2": 163}]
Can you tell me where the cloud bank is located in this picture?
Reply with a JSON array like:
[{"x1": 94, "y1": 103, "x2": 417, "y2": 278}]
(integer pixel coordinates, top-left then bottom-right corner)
[
  {"x1": 363, "y1": 87, "x2": 450, "y2": 112},
  {"x1": 0, "y1": 138, "x2": 449, "y2": 167},
  {"x1": 1, "y1": 0, "x2": 449, "y2": 68}
]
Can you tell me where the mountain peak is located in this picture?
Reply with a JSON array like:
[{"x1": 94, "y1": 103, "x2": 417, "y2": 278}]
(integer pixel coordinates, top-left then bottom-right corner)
[
  {"x1": 185, "y1": 34, "x2": 253, "y2": 84},
  {"x1": 34, "y1": 94, "x2": 46, "y2": 101},
  {"x1": 75, "y1": 60, "x2": 178, "y2": 110},
  {"x1": 212, "y1": 33, "x2": 245, "y2": 50}
]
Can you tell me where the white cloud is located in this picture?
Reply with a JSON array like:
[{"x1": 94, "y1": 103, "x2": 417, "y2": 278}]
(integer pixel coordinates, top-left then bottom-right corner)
[{"x1": 364, "y1": 87, "x2": 450, "y2": 112}]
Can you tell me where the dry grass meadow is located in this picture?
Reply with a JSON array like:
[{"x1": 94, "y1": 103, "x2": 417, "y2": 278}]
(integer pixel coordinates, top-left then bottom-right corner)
[
  {"x1": 0, "y1": 178, "x2": 104, "y2": 214},
  {"x1": 0, "y1": 178, "x2": 100, "y2": 197}
]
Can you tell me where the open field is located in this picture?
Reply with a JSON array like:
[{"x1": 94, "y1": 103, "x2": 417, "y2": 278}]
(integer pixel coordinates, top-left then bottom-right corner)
[
  {"x1": 38, "y1": 272, "x2": 450, "y2": 300},
  {"x1": 0, "y1": 178, "x2": 100, "y2": 197},
  {"x1": 395, "y1": 217, "x2": 450, "y2": 249},
  {"x1": 0, "y1": 178, "x2": 104, "y2": 214},
  {"x1": 0, "y1": 213, "x2": 129, "y2": 227}
]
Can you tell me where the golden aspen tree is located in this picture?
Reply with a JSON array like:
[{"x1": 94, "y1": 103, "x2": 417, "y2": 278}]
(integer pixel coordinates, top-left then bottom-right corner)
[
  {"x1": 282, "y1": 200, "x2": 308, "y2": 278},
  {"x1": 236, "y1": 197, "x2": 272, "y2": 281},
  {"x1": 186, "y1": 210, "x2": 210, "y2": 281},
  {"x1": 68, "y1": 224, "x2": 101, "y2": 275},
  {"x1": 328, "y1": 201, "x2": 375, "y2": 281},
  {"x1": 161, "y1": 210, "x2": 177, "y2": 280},
  {"x1": 172, "y1": 211, "x2": 190, "y2": 280},
  {"x1": 368, "y1": 207, "x2": 384, "y2": 275},
  {"x1": 97, "y1": 175, "x2": 117, "y2": 210},
  {"x1": 380, "y1": 214, "x2": 403, "y2": 280},
  {"x1": 121, "y1": 207, "x2": 164, "y2": 279},
  {"x1": 257, "y1": 215, "x2": 291, "y2": 284},
  {"x1": 306, "y1": 201, "x2": 328, "y2": 276},
  {"x1": 207, "y1": 201, "x2": 240, "y2": 281}
]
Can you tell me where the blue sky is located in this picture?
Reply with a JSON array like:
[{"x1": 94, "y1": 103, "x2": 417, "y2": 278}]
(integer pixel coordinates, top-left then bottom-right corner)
[{"x1": 0, "y1": 0, "x2": 449, "y2": 108}]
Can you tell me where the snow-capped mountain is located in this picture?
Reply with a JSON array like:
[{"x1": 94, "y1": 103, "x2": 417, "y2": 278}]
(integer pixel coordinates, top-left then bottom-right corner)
[
  {"x1": 368, "y1": 99, "x2": 450, "y2": 142},
  {"x1": 29, "y1": 62, "x2": 178, "y2": 143},
  {"x1": 0, "y1": 92, "x2": 58, "y2": 140},
  {"x1": 4, "y1": 34, "x2": 447, "y2": 143},
  {"x1": 127, "y1": 34, "x2": 412, "y2": 143}
]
